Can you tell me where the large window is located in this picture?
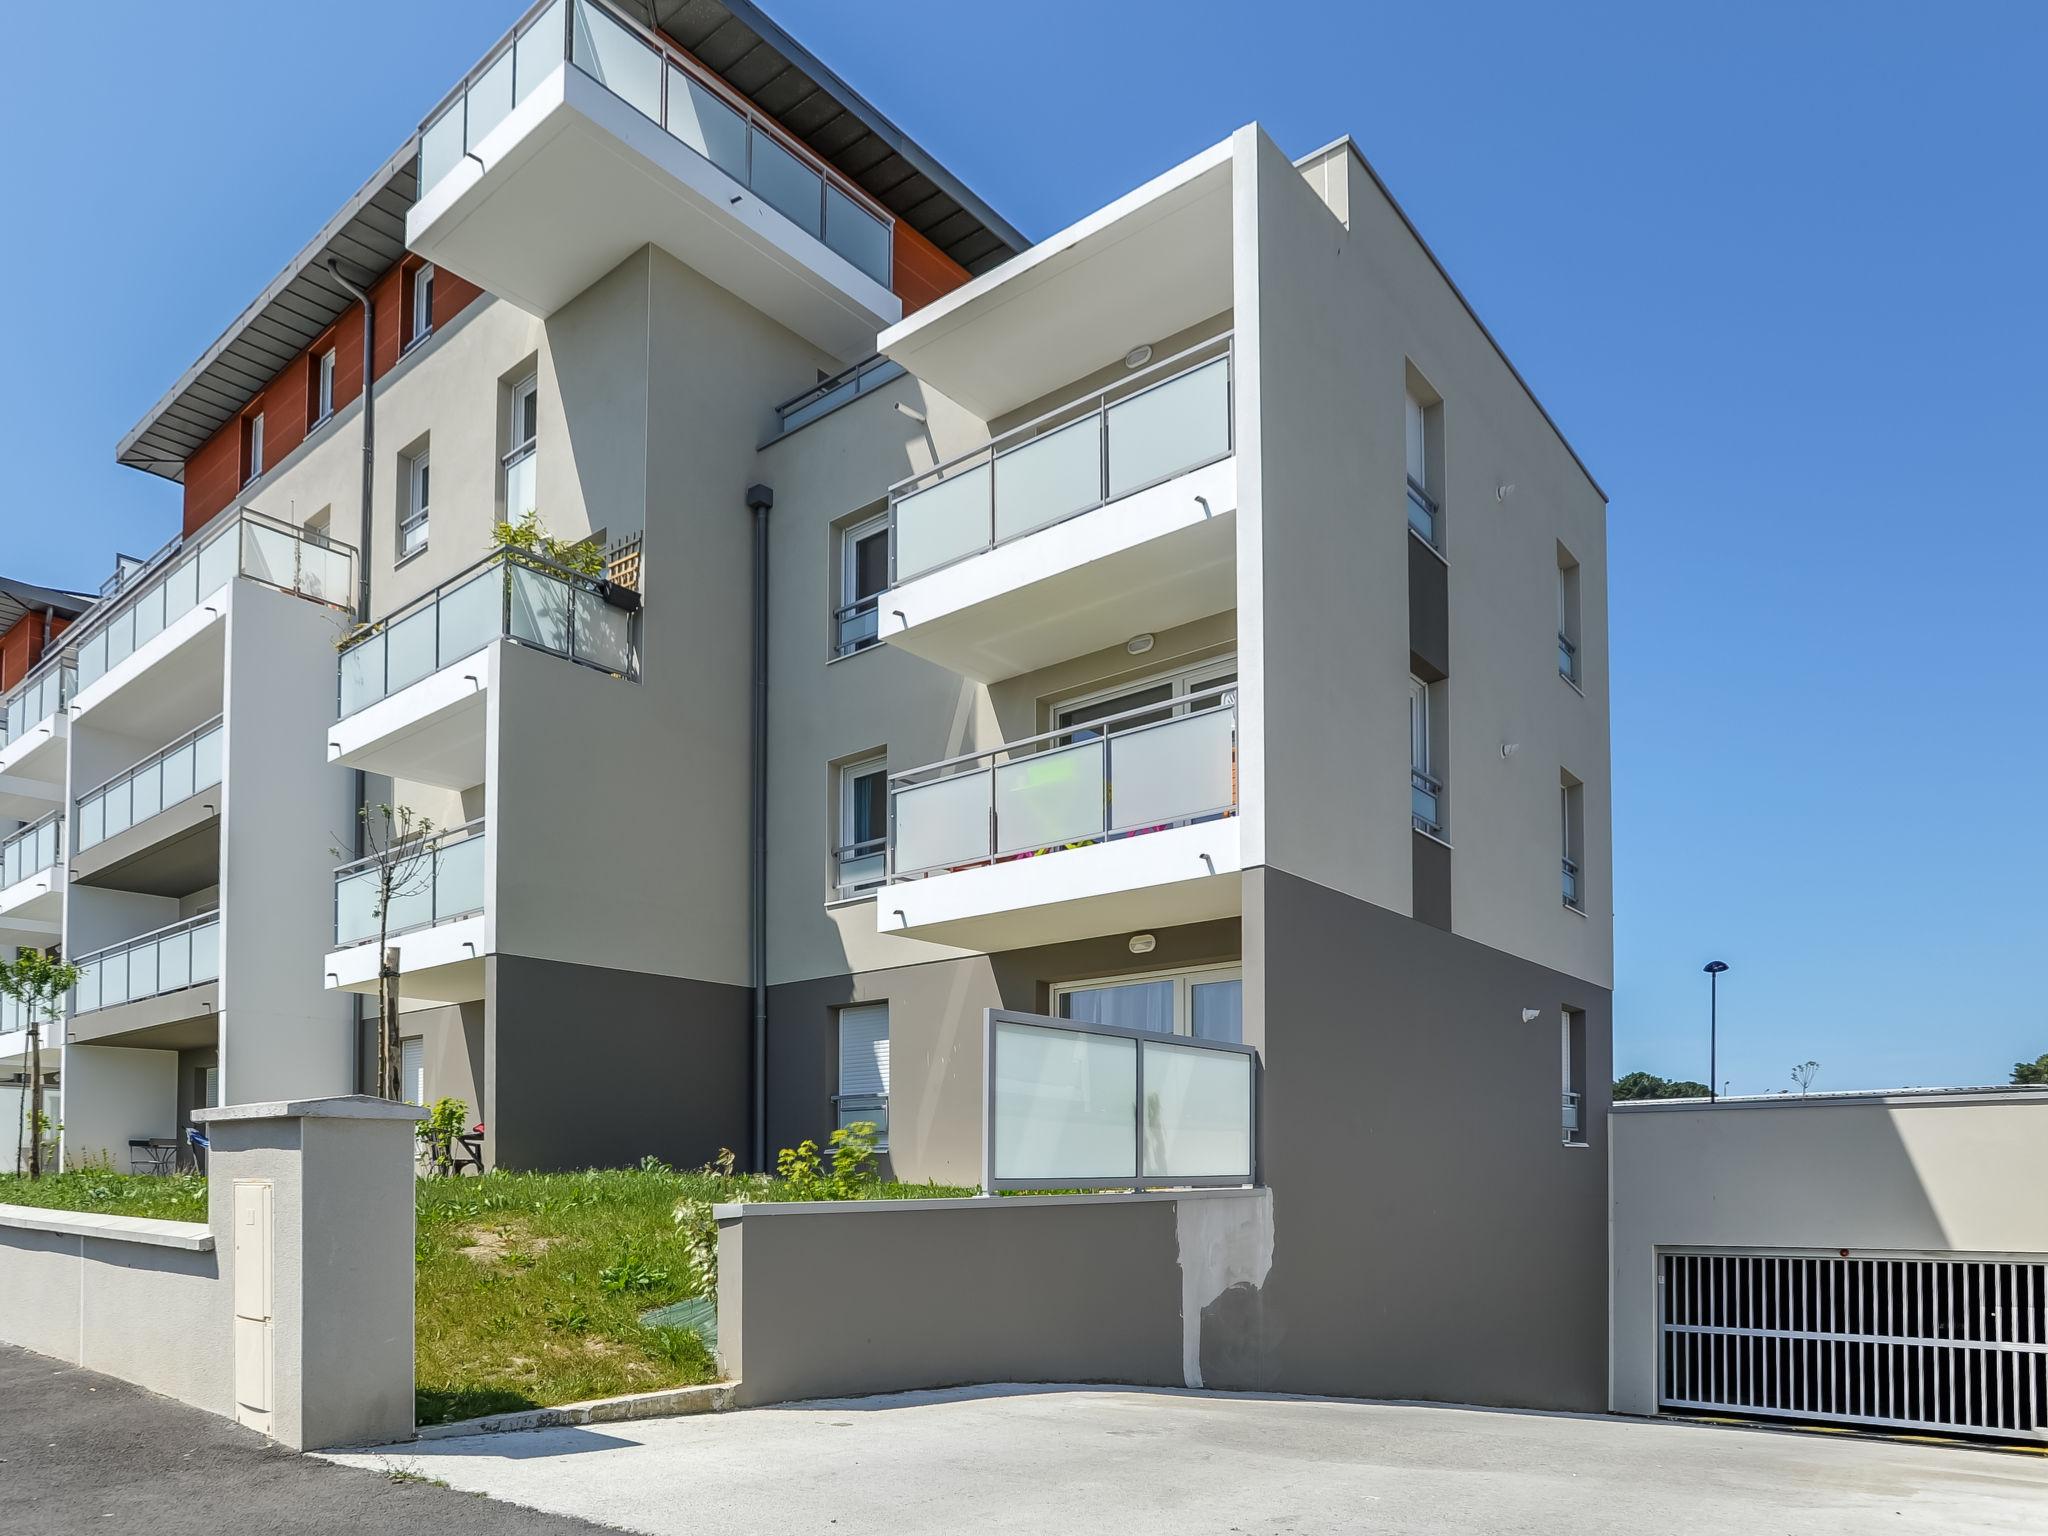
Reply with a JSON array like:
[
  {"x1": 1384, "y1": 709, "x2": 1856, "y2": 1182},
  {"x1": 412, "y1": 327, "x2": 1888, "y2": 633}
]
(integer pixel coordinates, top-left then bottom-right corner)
[
  {"x1": 836, "y1": 755, "x2": 887, "y2": 896},
  {"x1": 505, "y1": 374, "x2": 539, "y2": 522},
  {"x1": 1560, "y1": 772, "x2": 1585, "y2": 911},
  {"x1": 1557, "y1": 543, "x2": 1582, "y2": 687},
  {"x1": 1054, "y1": 963, "x2": 1243, "y2": 1044},
  {"x1": 836, "y1": 1003, "x2": 889, "y2": 1146},
  {"x1": 1051, "y1": 657, "x2": 1236, "y2": 740},
  {"x1": 835, "y1": 513, "x2": 888, "y2": 657},
  {"x1": 1410, "y1": 674, "x2": 1445, "y2": 838},
  {"x1": 401, "y1": 448, "x2": 431, "y2": 562}
]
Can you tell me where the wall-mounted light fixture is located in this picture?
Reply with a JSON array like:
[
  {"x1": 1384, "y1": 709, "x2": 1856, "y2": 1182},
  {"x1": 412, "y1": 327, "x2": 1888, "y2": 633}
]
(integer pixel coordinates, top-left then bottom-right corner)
[
  {"x1": 1126, "y1": 633, "x2": 1155, "y2": 656},
  {"x1": 1129, "y1": 933, "x2": 1157, "y2": 955},
  {"x1": 1124, "y1": 345, "x2": 1153, "y2": 369}
]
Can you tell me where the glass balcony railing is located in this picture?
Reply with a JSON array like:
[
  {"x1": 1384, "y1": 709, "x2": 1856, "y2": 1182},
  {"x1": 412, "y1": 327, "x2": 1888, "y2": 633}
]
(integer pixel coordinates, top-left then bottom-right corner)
[
  {"x1": 775, "y1": 356, "x2": 905, "y2": 437},
  {"x1": 333, "y1": 822, "x2": 487, "y2": 947},
  {"x1": 73, "y1": 511, "x2": 355, "y2": 693},
  {"x1": 419, "y1": 0, "x2": 894, "y2": 289},
  {"x1": 889, "y1": 336, "x2": 1234, "y2": 585},
  {"x1": 74, "y1": 717, "x2": 223, "y2": 852},
  {"x1": 1, "y1": 988, "x2": 60, "y2": 1036},
  {"x1": 889, "y1": 684, "x2": 1240, "y2": 882},
  {"x1": 0, "y1": 809, "x2": 61, "y2": 891},
  {"x1": 72, "y1": 912, "x2": 220, "y2": 1016},
  {"x1": 1411, "y1": 769, "x2": 1444, "y2": 839},
  {"x1": 1562, "y1": 855, "x2": 1583, "y2": 911},
  {"x1": 1406, "y1": 478, "x2": 1440, "y2": 548},
  {"x1": 337, "y1": 549, "x2": 638, "y2": 717},
  {"x1": 1, "y1": 658, "x2": 75, "y2": 751}
]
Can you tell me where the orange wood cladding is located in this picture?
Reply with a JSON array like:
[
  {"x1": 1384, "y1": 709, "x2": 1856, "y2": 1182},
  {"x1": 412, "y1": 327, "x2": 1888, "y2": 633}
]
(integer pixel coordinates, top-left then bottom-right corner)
[{"x1": 0, "y1": 611, "x2": 72, "y2": 691}]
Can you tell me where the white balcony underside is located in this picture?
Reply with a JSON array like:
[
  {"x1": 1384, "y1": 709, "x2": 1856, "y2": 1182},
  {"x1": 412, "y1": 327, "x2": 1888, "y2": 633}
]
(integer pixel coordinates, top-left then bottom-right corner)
[
  {"x1": 0, "y1": 721, "x2": 67, "y2": 804},
  {"x1": 0, "y1": 870, "x2": 62, "y2": 924},
  {"x1": 71, "y1": 598, "x2": 226, "y2": 737},
  {"x1": 0, "y1": 1031, "x2": 59, "y2": 1072},
  {"x1": 408, "y1": 63, "x2": 899, "y2": 360},
  {"x1": 884, "y1": 458, "x2": 1237, "y2": 684},
  {"x1": 325, "y1": 915, "x2": 487, "y2": 1002},
  {"x1": 329, "y1": 650, "x2": 491, "y2": 790},
  {"x1": 879, "y1": 820, "x2": 1242, "y2": 951}
]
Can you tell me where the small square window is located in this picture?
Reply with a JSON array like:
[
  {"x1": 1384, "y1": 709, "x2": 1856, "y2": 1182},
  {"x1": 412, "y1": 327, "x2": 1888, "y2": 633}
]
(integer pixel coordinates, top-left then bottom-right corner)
[
  {"x1": 313, "y1": 349, "x2": 337, "y2": 426},
  {"x1": 408, "y1": 263, "x2": 436, "y2": 350}
]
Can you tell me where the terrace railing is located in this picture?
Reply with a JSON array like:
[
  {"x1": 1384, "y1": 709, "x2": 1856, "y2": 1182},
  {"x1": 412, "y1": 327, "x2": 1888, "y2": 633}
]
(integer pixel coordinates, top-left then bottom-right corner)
[
  {"x1": 982, "y1": 1007, "x2": 1257, "y2": 1192},
  {"x1": 888, "y1": 335, "x2": 1234, "y2": 585},
  {"x1": 72, "y1": 912, "x2": 220, "y2": 1015},
  {"x1": 333, "y1": 821, "x2": 487, "y2": 947},
  {"x1": 74, "y1": 717, "x2": 223, "y2": 852},
  {"x1": 0, "y1": 809, "x2": 61, "y2": 891},
  {"x1": 1, "y1": 658, "x2": 75, "y2": 751},
  {"x1": 419, "y1": 0, "x2": 894, "y2": 287}
]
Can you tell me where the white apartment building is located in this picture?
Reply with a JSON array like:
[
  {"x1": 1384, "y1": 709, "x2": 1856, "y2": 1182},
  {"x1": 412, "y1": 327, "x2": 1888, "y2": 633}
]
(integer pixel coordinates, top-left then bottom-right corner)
[{"x1": 24, "y1": 0, "x2": 1611, "y2": 1410}]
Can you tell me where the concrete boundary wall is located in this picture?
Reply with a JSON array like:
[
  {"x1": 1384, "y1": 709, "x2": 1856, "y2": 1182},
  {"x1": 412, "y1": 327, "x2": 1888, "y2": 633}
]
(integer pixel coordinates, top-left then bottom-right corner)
[
  {"x1": 715, "y1": 1188, "x2": 1272, "y2": 1407},
  {"x1": 0, "y1": 1095, "x2": 421, "y2": 1449}
]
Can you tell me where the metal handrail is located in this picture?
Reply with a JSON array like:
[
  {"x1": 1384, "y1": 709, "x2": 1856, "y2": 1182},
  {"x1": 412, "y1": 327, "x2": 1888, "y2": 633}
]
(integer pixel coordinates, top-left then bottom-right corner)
[
  {"x1": 338, "y1": 546, "x2": 599, "y2": 656},
  {"x1": 1562, "y1": 854, "x2": 1583, "y2": 909},
  {"x1": 70, "y1": 909, "x2": 218, "y2": 969},
  {"x1": 331, "y1": 817, "x2": 486, "y2": 881},
  {"x1": 1, "y1": 657, "x2": 76, "y2": 747},
  {"x1": 775, "y1": 356, "x2": 905, "y2": 434},
  {"x1": 0, "y1": 808, "x2": 62, "y2": 884},
  {"x1": 1558, "y1": 630, "x2": 1579, "y2": 681},
  {"x1": 833, "y1": 594, "x2": 879, "y2": 656},
  {"x1": 332, "y1": 820, "x2": 488, "y2": 946},
  {"x1": 1411, "y1": 767, "x2": 1445, "y2": 838},
  {"x1": 891, "y1": 682, "x2": 1238, "y2": 787},
  {"x1": 419, "y1": 0, "x2": 894, "y2": 238},
  {"x1": 74, "y1": 714, "x2": 223, "y2": 807}
]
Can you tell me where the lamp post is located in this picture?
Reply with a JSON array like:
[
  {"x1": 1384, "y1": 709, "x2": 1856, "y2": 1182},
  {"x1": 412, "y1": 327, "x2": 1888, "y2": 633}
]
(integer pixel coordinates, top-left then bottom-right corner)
[{"x1": 1703, "y1": 960, "x2": 1729, "y2": 1102}]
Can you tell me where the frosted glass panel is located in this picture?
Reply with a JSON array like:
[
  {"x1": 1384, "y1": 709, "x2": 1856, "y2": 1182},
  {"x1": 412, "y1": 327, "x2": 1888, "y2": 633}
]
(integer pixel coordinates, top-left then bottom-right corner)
[
  {"x1": 515, "y1": 1, "x2": 565, "y2": 105},
  {"x1": 574, "y1": 588, "x2": 633, "y2": 672},
  {"x1": 572, "y1": 0, "x2": 659, "y2": 121},
  {"x1": 161, "y1": 741, "x2": 195, "y2": 805},
  {"x1": 335, "y1": 868, "x2": 380, "y2": 945},
  {"x1": 1108, "y1": 707, "x2": 1235, "y2": 831},
  {"x1": 994, "y1": 740, "x2": 1103, "y2": 856},
  {"x1": 466, "y1": 47, "x2": 516, "y2": 148},
  {"x1": 420, "y1": 104, "x2": 464, "y2": 191},
  {"x1": 103, "y1": 784, "x2": 132, "y2": 838},
  {"x1": 383, "y1": 871, "x2": 433, "y2": 936},
  {"x1": 159, "y1": 934, "x2": 190, "y2": 993},
  {"x1": 163, "y1": 556, "x2": 199, "y2": 627},
  {"x1": 297, "y1": 537, "x2": 350, "y2": 605},
  {"x1": 130, "y1": 764, "x2": 162, "y2": 823},
  {"x1": 894, "y1": 464, "x2": 990, "y2": 579},
  {"x1": 505, "y1": 449, "x2": 538, "y2": 522},
  {"x1": 197, "y1": 529, "x2": 237, "y2": 597},
  {"x1": 437, "y1": 568, "x2": 501, "y2": 662},
  {"x1": 194, "y1": 725, "x2": 222, "y2": 792},
  {"x1": 825, "y1": 183, "x2": 890, "y2": 285},
  {"x1": 78, "y1": 631, "x2": 106, "y2": 689},
  {"x1": 190, "y1": 921, "x2": 219, "y2": 983},
  {"x1": 339, "y1": 635, "x2": 383, "y2": 714},
  {"x1": 129, "y1": 944, "x2": 158, "y2": 1001},
  {"x1": 510, "y1": 565, "x2": 571, "y2": 652},
  {"x1": 1106, "y1": 356, "x2": 1231, "y2": 500},
  {"x1": 241, "y1": 520, "x2": 299, "y2": 590},
  {"x1": 668, "y1": 68, "x2": 746, "y2": 180},
  {"x1": 994, "y1": 415, "x2": 1101, "y2": 542},
  {"x1": 435, "y1": 835, "x2": 487, "y2": 920},
  {"x1": 892, "y1": 769, "x2": 991, "y2": 875},
  {"x1": 750, "y1": 132, "x2": 823, "y2": 236},
  {"x1": 1141, "y1": 1038, "x2": 1253, "y2": 1180},
  {"x1": 384, "y1": 606, "x2": 439, "y2": 693},
  {"x1": 992, "y1": 1020, "x2": 1136, "y2": 1182},
  {"x1": 76, "y1": 796, "x2": 103, "y2": 850}
]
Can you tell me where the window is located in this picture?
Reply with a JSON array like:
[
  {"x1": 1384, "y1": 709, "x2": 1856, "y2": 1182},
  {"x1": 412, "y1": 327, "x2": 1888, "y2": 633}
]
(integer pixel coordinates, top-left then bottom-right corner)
[
  {"x1": 1052, "y1": 657, "x2": 1237, "y2": 739},
  {"x1": 1054, "y1": 963, "x2": 1243, "y2": 1043},
  {"x1": 1561, "y1": 1008, "x2": 1588, "y2": 1144},
  {"x1": 1404, "y1": 378, "x2": 1442, "y2": 548},
  {"x1": 1557, "y1": 544, "x2": 1582, "y2": 687},
  {"x1": 836, "y1": 1003, "x2": 889, "y2": 1146},
  {"x1": 1410, "y1": 674, "x2": 1444, "y2": 838},
  {"x1": 400, "y1": 449, "x2": 430, "y2": 561},
  {"x1": 197, "y1": 1065, "x2": 219, "y2": 1112},
  {"x1": 835, "y1": 513, "x2": 888, "y2": 657},
  {"x1": 1560, "y1": 772, "x2": 1585, "y2": 911},
  {"x1": 242, "y1": 411, "x2": 266, "y2": 485},
  {"x1": 400, "y1": 1037, "x2": 425, "y2": 1107},
  {"x1": 408, "y1": 263, "x2": 436, "y2": 349},
  {"x1": 505, "y1": 374, "x2": 539, "y2": 522},
  {"x1": 836, "y1": 755, "x2": 887, "y2": 896},
  {"x1": 313, "y1": 349, "x2": 337, "y2": 427}
]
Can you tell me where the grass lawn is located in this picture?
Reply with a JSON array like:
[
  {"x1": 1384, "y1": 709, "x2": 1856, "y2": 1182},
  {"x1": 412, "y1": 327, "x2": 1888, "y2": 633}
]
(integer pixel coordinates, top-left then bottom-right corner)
[{"x1": 0, "y1": 1170, "x2": 208, "y2": 1222}]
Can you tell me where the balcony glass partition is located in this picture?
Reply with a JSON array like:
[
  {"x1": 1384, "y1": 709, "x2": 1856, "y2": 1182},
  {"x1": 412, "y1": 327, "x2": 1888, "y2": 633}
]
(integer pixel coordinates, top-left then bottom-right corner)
[
  {"x1": 72, "y1": 913, "x2": 220, "y2": 1015},
  {"x1": 337, "y1": 550, "x2": 637, "y2": 717},
  {"x1": 418, "y1": 0, "x2": 894, "y2": 287},
  {"x1": 1406, "y1": 480, "x2": 1440, "y2": 547},
  {"x1": 1411, "y1": 769, "x2": 1443, "y2": 839},
  {"x1": 0, "y1": 810, "x2": 61, "y2": 890},
  {"x1": 74, "y1": 718, "x2": 223, "y2": 852},
  {"x1": 2, "y1": 660, "x2": 75, "y2": 750},
  {"x1": 333, "y1": 822, "x2": 487, "y2": 947},
  {"x1": 73, "y1": 512, "x2": 354, "y2": 693},
  {"x1": 890, "y1": 684, "x2": 1239, "y2": 881},
  {"x1": 984, "y1": 1009, "x2": 1256, "y2": 1191},
  {"x1": 890, "y1": 338, "x2": 1234, "y2": 584}
]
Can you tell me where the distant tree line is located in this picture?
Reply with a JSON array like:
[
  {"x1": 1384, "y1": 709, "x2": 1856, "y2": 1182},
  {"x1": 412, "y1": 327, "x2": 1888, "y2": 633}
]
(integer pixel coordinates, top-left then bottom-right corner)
[{"x1": 1612, "y1": 1071, "x2": 1711, "y2": 1101}]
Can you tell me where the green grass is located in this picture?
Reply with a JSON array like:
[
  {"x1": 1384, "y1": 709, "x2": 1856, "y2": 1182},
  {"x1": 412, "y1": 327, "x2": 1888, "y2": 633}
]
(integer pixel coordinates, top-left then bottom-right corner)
[{"x1": 0, "y1": 1170, "x2": 208, "y2": 1222}]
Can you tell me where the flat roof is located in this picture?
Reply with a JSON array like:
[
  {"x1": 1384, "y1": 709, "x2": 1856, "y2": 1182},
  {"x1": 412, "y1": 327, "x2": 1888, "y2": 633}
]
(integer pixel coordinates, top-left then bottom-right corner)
[
  {"x1": 118, "y1": 0, "x2": 1027, "y2": 485},
  {"x1": 1613, "y1": 1084, "x2": 2048, "y2": 1112}
]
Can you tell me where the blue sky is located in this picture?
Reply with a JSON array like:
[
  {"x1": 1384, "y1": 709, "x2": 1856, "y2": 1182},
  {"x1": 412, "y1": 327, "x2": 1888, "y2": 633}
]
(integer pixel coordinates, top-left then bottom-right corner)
[{"x1": 4, "y1": 3, "x2": 2043, "y2": 1094}]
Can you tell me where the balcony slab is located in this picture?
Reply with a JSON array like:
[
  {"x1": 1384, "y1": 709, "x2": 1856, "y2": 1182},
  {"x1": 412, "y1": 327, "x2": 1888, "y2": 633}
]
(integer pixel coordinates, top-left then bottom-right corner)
[
  {"x1": 66, "y1": 982, "x2": 220, "y2": 1050},
  {"x1": 330, "y1": 650, "x2": 492, "y2": 790},
  {"x1": 325, "y1": 915, "x2": 487, "y2": 1003}
]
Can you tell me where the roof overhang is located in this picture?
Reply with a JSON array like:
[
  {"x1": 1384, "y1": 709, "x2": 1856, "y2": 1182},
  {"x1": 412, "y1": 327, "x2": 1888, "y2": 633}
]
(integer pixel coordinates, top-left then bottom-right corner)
[{"x1": 0, "y1": 576, "x2": 93, "y2": 637}]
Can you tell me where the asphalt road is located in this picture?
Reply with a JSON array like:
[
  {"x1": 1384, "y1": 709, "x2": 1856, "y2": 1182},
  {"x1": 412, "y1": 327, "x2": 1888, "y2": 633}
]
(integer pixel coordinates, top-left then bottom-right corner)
[{"x1": 0, "y1": 1343, "x2": 620, "y2": 1536}]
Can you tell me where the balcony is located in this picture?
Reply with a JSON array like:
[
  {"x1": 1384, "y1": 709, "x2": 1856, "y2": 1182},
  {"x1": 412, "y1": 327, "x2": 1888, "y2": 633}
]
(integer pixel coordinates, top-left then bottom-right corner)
[
  {"x1": 70, "y1": 511, "x2": 353, "y2": 713},
  {"x1": 0, "y1": 810, "x2": 63, "y2": 926},
  {"x1": 326, "y1": 822, "x2": 488, "y2": 1001},
  {"x1": 882, "y1": 685, "x2": 1243, "y2": 949},
  {"x1": 408, "y1": 0, "x2": 898, "y2": 358},
  {"x1": 67, "y1": 912, "x2": 221, "y2": 1048},
  {"x1": 0, "y1": 657, "x2": 74, "y2": 794},
  {"x1": 331, "y1": 550, "x2": 637, "y2": 787},
  {"x1": 880, "y1": 338, "x2": 1238, "y2": 683},
  {"x1": 70, "y1": 718, "x2": 224, "y2": 893}
]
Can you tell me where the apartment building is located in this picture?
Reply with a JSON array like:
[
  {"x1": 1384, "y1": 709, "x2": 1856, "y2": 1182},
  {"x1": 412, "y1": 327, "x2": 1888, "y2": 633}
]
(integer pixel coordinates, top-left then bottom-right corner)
[{"x1": 36, "y1": 0, "x2": 1610, "y2": 1408}]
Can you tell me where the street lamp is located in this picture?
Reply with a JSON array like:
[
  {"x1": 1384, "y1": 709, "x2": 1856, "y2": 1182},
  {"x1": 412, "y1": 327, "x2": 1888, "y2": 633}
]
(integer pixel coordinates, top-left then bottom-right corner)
[{"x1": 1703, "y1": 961, "x2": 1729, "y2": 1102}]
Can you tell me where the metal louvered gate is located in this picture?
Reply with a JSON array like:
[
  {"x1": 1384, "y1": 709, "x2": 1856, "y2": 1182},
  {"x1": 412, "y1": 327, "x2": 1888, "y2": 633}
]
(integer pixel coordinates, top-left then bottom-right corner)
[{"x1": 1660, "y1": 1250, "x2": 2048, "y2": 1441}]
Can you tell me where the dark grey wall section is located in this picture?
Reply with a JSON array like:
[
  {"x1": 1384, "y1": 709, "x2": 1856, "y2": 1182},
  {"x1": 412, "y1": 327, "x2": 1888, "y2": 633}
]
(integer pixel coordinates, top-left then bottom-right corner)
[
  {"x1": 1240, "y1": 866, "x2": 1610, "y2": 1412},
  {"x1": 1407, "y1": 537, "x2": 1449, "y2": 682},
  {"x1": 765, "y1": 917, "x2": 1241, "y2": 1181},
  {"x1": 486, "y1": 956, "x2": 750, "y2": 1172},
  {"x1": 1411, "y1": 829, "x2": 1451, "y2": 931},
  {"x1": 718, "y1": 1197, "x2": 1187, "y2": 1405}
]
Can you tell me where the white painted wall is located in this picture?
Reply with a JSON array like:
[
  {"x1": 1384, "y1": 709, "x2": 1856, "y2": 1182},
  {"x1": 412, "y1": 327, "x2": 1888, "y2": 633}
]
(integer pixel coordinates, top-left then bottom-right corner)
[{"x1": 58, "y1": 1043, "x2": 177, "y2": 1168}]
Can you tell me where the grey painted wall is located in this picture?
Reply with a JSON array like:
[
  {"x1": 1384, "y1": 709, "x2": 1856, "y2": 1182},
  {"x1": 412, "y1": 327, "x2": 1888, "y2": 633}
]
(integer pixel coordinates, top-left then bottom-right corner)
[{"x1": 1241, "y1": 866, "x2": 1610, "y2": 1411}]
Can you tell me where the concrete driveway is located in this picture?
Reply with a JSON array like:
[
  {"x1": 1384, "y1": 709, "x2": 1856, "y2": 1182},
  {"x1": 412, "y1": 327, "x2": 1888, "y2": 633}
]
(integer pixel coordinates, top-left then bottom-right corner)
[{"x1": 324, "y1": 1383, "x2": 2048, "y2": 1534}]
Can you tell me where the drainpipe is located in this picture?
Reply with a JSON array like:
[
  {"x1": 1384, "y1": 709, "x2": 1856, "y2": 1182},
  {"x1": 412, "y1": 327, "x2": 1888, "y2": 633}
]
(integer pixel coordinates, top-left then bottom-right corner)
[
  {"x1": 746, "y1": 483, "x2": 774, "y2": 1172},
  {"x1": 327, "y1": 256, "x2": 378, "y2": 1090}
]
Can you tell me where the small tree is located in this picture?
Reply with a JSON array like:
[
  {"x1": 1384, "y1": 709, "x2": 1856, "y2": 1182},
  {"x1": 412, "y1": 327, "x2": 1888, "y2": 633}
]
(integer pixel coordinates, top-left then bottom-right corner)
[
  {"x1": 1790, "y1": 1060, "x2": 1820, "y2": 1095},
  {"x1": 491, "y1": 509, "x2": 604, "y2": 576},
  {"x1": 334, "y1": 805, "x2": 438, "y2": 1101},
  {"x1": 1, "y1": 949, "x2": 80, "y2": 1179},
  {"x1": 2012, "y1": 1054, "x2": 2048, "y2": 1087}
]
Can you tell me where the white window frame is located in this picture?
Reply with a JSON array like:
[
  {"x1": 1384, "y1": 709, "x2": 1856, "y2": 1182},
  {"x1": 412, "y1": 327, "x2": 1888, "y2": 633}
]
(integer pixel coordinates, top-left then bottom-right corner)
[
  {"x1": 400, "y1": 450, "x2": 431, "y2": 561},
  {"x1": 835, "y1": 513, "x2": 889, "y2": 657},
  {"x1": 409, "y1": 263, "x2": 436, "y2": 349},
  {"x1": 1404, "y1": 390, "x2": 1440, "y2": 549},
  {"x1": 835, "y1": 1002, "x2": 889, "y2": 1148},
  {"x1": 835, "y1": 754, "x2": 887, "y2": 897},
  {"x1": 1560, "y1": 777, "x2": 1584, "y2": 912},
  {"x1": 244, "y1": 412, "x2": 265, "y2": 484},
  {"x1": 1049, "y1": 654, "x2": 1238, "y2": 734},
  {"x1": 315, "y1": 349, "x2": 337, "y2": 424},
  {"x1": 1560, "y1": 1009, "x2": 1586, "y2": 1145},
  {"x1": 399, "y1": 1036, "x2": 425, "y2": 1108},
  {"x1": 1052, "y1": 961, "x2": 1244, "y2": 1040},
  {"x1": 1410, "y1": 674, "x2": 1445, "y2": 838},
  {"x1": 502, "y1": 373, "x2": 539, "y2": 522}
]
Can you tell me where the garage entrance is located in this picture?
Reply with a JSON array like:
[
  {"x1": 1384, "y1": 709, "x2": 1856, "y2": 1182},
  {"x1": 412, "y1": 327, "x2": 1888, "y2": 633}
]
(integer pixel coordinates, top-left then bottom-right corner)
[{"x1": 1659, "y1": 1249, "x2": 2048, "y2": 1441}]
